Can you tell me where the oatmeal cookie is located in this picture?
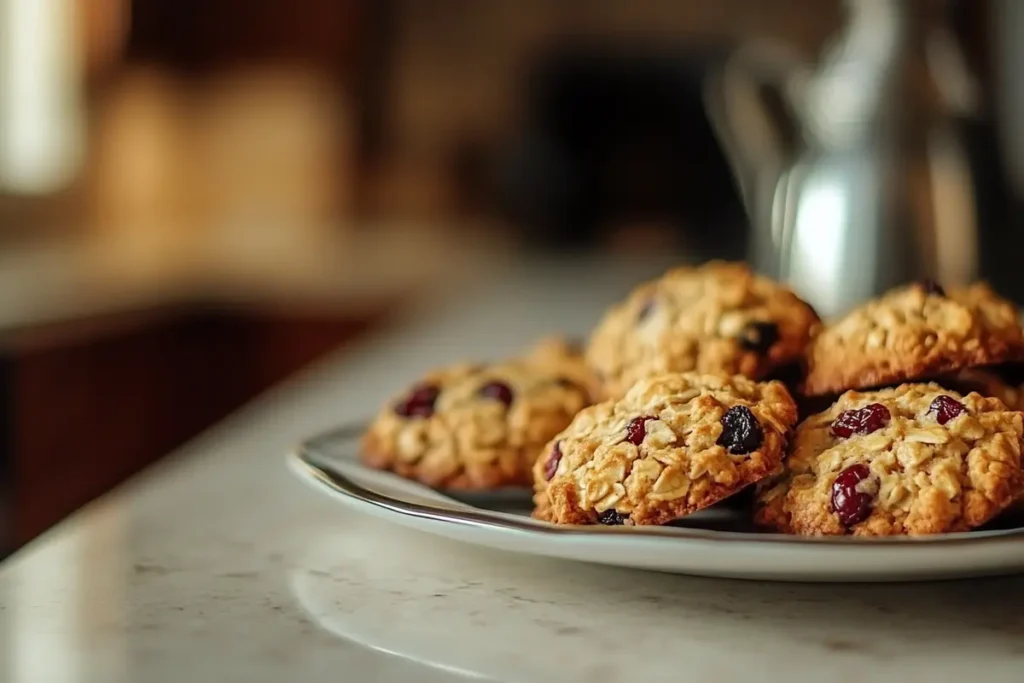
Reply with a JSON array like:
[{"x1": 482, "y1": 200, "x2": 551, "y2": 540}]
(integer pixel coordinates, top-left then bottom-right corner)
[
  {"x1": 524, "y1": 335, "x2": 600, "y2": 402},
  {"x1": 532, "y1": 372, "x2": 798, "y2": 525},
  {"x1": 754, "y1": 384, "x2": 1024, "y2": 536},
  {"x1": 937, "y1": 368, "x2": 1024, "y2": 411},
  {"x1": 585, "y1": 261, "x2": 819, "y2": 399},
  {"x1": 362, "y1": 353, "x2": 591, "y2": 489},
  {"x1": 803, "y1": 282, "x2": 1024, "y2": 396}
]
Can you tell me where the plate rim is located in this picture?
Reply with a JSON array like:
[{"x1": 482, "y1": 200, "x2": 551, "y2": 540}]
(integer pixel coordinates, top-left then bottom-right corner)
[{"x1": 291, "y1": 425, "x2": 1024, "y2": 548}]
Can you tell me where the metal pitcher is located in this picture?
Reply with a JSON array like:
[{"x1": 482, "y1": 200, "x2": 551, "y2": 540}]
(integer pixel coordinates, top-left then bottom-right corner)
[{"x1": 705, "y1": 0, "x2": 982, "y2": 316}]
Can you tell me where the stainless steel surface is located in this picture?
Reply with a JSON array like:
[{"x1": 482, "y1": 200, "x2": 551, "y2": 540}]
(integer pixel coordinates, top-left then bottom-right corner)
[{"x1": 707, "y1": 0, "x2": 982, "y2": 316}]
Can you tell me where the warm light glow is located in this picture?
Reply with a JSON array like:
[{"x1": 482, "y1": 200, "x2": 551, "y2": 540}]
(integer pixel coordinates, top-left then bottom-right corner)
[{"x1": 0, "y1": 0, "x2": 84, "y2": 193}]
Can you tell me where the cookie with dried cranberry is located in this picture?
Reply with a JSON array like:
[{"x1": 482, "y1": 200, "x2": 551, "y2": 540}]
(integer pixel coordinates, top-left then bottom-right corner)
[
  {"x1": 939, "y1": 370, "x2": 1024, "y2": 518},
  {"x1": 754, "y1": 384, "x2": 1024, "y2": 536},
  {"x1": 532, "y1": 372, "x2": 798, "y2": 525},
  {"x1": 803, "y1": 282, "x2": 1024, "y2": 397},
  {"x1": 523, "y1": 335, "x2": 600, "y2": 402},
  {"x1": 937, "y1": 368, "x2": 1024, "y2": 411},
  {"x1": 585, "y1": 261, "x2": 819, "y2": 399},
  {"x1": 362, "y1": 356, "x2": 591, "y2": 489}
]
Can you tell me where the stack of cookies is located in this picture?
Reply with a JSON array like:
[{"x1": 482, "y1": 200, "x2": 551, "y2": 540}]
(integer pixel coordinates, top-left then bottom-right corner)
[{"x1": 362, "y1": 262, "x2": 1024, "y2": 537}]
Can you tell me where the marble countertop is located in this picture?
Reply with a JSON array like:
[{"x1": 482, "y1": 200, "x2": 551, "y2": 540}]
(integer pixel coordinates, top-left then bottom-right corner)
[{"x1": 2, "y1": 252, "x2": 1023, "y2": 683}]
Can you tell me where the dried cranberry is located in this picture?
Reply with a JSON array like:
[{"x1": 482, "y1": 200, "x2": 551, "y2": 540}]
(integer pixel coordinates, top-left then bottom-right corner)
[
  {"x1": 409, "y1": 384, "x2": 439, "y2": 402},
  {"x1": 920, "y1": 280, "x2": 946, "y2": 297},
  {"x1": 830, "y1": 403, "x2": 890, "y2": 438},
  {"x1": 597, "y1": 509, "x2": 629, "y2": 525},
  {"x1": 543, "y1": 442, "x2": 562, "y2": 481},
  {"x1": 623, "y1": 415, "x2": 656, "y2": 446},
  {"x1": 394, "y1": 384, "x2": 440, "y2": 418},
  {"x1": 928, "y1": 395, "x2": 966, "y2": 425},
  {"x1": 831, "y1": 464, "x2": 874, "y2": 526},
  {"x1": 716, "y1": 405, "x2": 764, "y2": 455},
  {"x1": 478, "y1": 381, "x2": 514, "y2": 407},
  {"x1": 738, "y1": 321, "x2": 779, "y2": 354}
]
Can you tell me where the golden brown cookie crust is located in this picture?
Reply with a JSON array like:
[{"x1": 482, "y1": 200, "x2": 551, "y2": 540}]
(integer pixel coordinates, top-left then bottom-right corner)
[
  {"x1": 585, "y1": 261, "x2": 819, "y2": 400},
  {"x1": 523, "y1": 335, "x2": 600, "y2": 402},
  {"x1": 532, "y1": 372, "x2": 798, "y2": 525},
  {"x1": 803, "y1": 282, "x2": 1024, "y2": 397},
  {"x1": 362, "y1": 354, "x2": 591, "y2": 490},
  {"x1": 754, "y1": 384, "x2": 1024, "y2": 536},
  {"x1": 937, "y1": 368, "x2": 1024, "y2": 411}
]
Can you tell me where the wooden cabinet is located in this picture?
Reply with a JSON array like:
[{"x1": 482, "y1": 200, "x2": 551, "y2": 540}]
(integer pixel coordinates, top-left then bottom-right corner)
[{"x1": 0, "y1": 306, "x2": 380, "y2": 555}]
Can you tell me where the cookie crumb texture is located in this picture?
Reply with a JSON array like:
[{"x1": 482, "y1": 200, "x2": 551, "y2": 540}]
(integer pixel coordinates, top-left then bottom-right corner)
[
  {"x1": 362, "y1": 349, "x2": 592, "y2": 489},
  {"x1": 754, "y1": 384, "x2": 1024, "y2": 536},
  {"x1": 585, "y1": 262, "x2": 819, "y2": 399},
  {"x1": 803, "y1": 282, "x2": 1024, "y2": 396},
  {"x1": 533, "y1": 373, "x2": 798, "y2": 525},
  {"x1": 939, "y1": 368, "x2": 1024, "y2": 411}
]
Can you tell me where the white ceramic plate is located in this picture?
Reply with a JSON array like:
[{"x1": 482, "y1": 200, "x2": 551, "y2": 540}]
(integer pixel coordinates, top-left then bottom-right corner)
[{"x1": 288, "y1": 425, "x2": 1024, "y2": 582}]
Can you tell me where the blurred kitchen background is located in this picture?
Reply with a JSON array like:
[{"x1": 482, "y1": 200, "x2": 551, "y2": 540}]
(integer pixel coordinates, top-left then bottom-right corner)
[{"x1": 0, "y1": 0, "x2": 1021, "y2": 554}]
